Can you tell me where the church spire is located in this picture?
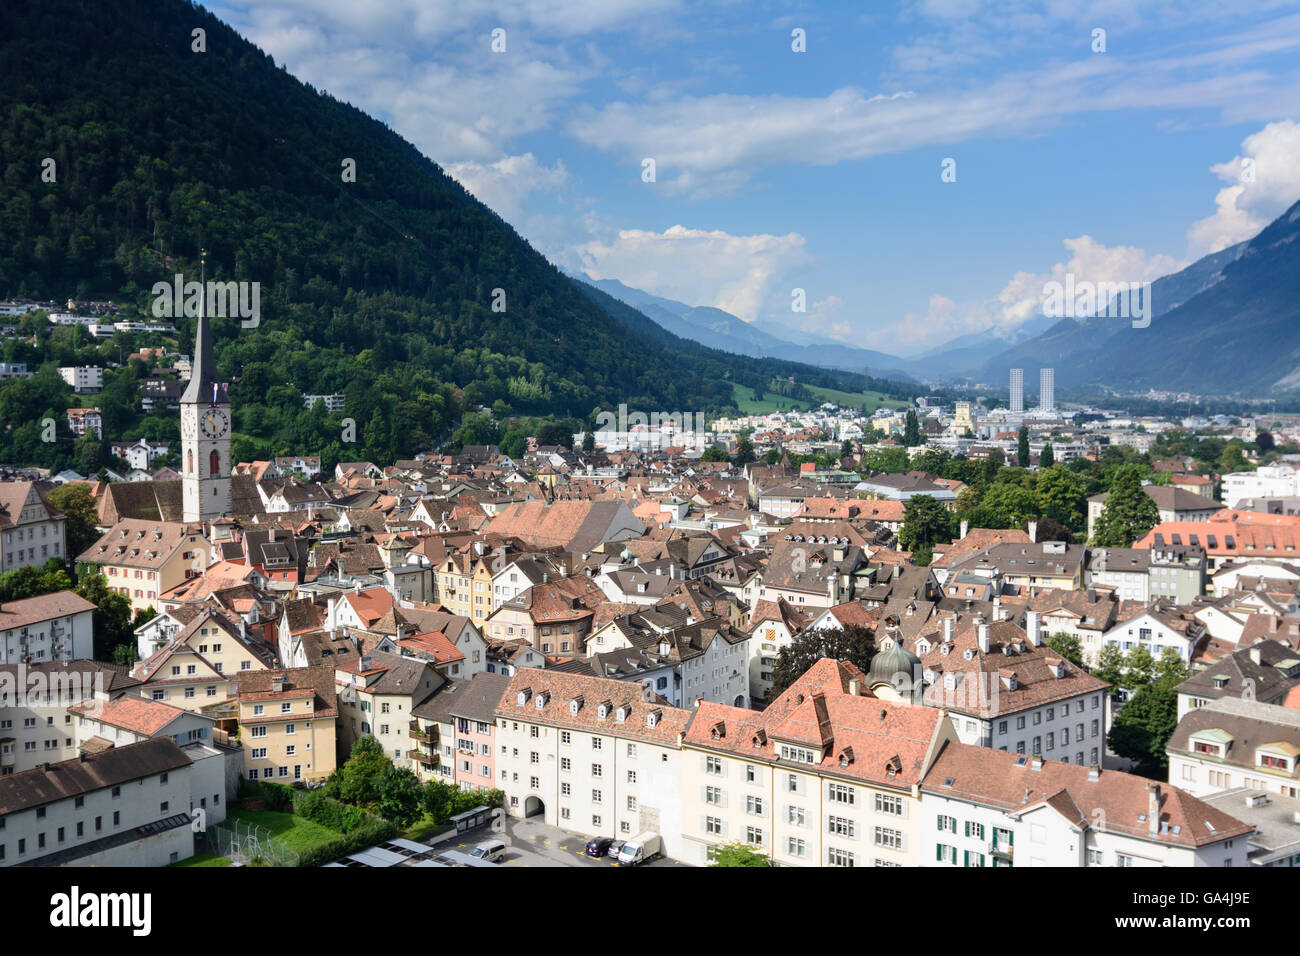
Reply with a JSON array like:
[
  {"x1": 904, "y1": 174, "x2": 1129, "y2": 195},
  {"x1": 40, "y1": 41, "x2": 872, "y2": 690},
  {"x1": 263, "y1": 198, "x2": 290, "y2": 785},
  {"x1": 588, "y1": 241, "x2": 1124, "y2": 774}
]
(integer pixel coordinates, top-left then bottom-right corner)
[{"x1": 181, "y1": 249, "x2": 227, "y2": 405}]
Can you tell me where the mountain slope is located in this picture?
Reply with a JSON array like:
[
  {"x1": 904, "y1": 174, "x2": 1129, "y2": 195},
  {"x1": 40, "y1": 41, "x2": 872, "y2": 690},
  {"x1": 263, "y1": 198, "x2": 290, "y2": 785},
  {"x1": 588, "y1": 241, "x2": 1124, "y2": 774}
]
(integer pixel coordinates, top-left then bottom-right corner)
[
  {"x1": 0, "y1": 0, "x2": 882, "y2": 468},
  {"x1": 569, "y1": 273, "x2": 913, "y2": 378},
  {"x1": 974, "y1": 214, "x2": 1294, "y2": 395}
]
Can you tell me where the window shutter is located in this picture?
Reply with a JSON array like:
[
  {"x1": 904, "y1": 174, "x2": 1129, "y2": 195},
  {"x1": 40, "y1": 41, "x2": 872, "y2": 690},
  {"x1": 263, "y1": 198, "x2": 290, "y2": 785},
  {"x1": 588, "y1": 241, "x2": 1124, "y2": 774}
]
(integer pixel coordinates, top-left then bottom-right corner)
[
  {"x1": 936, "y1": 843, "x2": 943, "y2": 861},
  {"x1": 936, "y1": 814, "x2": 943, "y2": 830},
  {"x1": 963, "y1": 850, "x2": 969, "y2": 867},
  {"x1": 964, "y1": 820, "x2": 970, "y2": 837}
]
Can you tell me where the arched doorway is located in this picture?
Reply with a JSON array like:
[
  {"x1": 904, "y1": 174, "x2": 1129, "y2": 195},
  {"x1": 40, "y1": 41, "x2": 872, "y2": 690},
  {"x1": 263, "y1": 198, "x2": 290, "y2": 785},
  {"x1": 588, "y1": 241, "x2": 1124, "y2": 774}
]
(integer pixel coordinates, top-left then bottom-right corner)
[
  {"x1": 733, "y1": 694, "x2": 747, "y2": 708},
  {"x1": 524, "y1": 796, "x2": 544, "y2": 818}
]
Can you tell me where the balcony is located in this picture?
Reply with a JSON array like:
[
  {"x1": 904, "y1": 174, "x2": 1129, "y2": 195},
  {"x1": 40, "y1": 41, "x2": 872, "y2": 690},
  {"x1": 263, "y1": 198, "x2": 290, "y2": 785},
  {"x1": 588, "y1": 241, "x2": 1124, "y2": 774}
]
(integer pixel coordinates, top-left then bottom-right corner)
[
  {"x1": 410, "y1": 749, "x2": 438, "y2": 767},
  {"x1": 409, "y1": 721, "x2": 437, "y2": 744},
  {"x1": 990, "y1": 842, "x2": 1013, "y2": 862}
]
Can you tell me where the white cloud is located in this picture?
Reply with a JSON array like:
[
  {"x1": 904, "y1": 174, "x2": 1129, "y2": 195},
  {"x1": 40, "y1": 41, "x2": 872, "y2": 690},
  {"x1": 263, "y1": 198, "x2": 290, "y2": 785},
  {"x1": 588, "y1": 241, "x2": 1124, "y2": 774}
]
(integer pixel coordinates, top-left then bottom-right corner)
[
  {"x1": 873, "y1": 236, "x2": 1182, "y2": 349},
  {"x1": 445, "y1": 153, "x2": 568, "y2": 221},
  {"x1": 1187, "y1": 120, "x2": 1300, "y2": 254},
  {"x1": 566, "y1": 14, "x2": 1300, "y2": 195},
  {"x1": 576, "y1": 225, "x2": 812, "y2": 322}
]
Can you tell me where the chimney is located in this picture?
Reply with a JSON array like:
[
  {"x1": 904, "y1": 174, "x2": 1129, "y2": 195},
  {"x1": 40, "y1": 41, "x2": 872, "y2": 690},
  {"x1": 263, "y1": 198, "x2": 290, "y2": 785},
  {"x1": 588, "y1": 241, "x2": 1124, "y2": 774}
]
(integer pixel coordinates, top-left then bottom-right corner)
[
  {"x1": 1148, "y1": 783, "x2": 1161, "y2": 837},
  {"x1": 1027, "y1": 520, "x2": 1038, "y2": 543},
  {"x1": 359, "y1": 655, "x2": 372, "y2": 672},
  {"x1": 977, "y1": 623, "x2": 990, "y2": 653},
  {"x1": 848, "y1": 678, "x2": 861, "y2": 696},
  {"x1": 1030, "y1": 755, "x2": 1042, "y2": 771},
  {"x1": 1026, "y1": 610, "x2": 1041, "y2": 646},
  {"x1": 943, "y1": 615, "x2": 955, "y2": 643},
  {"x1": 992, "y1": 595, "x2": 1003, "y2": 621},
  {"x1": 1088, "y1": 764, "x2": 1100, "y2": 781},
  {"x1": 271, "y1": 673, "x2": 285, "y2": 693},
  {"x1": 1249, "y1": 646, "x2": 1261, "y2": 666}
]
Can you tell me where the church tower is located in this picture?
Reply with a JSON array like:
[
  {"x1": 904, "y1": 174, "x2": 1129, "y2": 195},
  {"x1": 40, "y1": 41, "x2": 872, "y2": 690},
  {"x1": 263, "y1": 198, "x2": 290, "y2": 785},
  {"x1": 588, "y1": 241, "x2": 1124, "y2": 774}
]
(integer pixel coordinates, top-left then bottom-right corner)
[{"x1": 181, "y1": 256, "x2": 233, "y2": 522}]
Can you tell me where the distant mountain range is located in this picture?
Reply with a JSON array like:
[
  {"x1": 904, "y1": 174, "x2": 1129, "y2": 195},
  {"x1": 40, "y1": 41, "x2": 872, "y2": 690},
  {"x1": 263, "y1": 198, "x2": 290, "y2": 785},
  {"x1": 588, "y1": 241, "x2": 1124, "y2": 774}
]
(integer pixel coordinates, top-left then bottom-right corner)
[
  {"x1": 574, "y1": 194, "x2": 1300, "y2": 398},
  {"x1": 564, "y1": 272, "x2": 917, "y2": 381},
  {"x1": 967, "y1": 200, "x2": 1299, "y2": 396}
]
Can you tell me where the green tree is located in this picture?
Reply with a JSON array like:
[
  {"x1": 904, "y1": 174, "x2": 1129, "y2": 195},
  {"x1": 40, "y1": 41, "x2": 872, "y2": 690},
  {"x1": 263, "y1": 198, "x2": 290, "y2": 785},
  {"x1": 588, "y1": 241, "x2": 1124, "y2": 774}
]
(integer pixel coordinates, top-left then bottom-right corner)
[
  {"x1": 980, "y1": 482, "x2": 1040, "y2": 528},
  {"x1": 770, "y1": 624, "x2": 876, "y2": 699},
  {"x1": 1045, "y1": 632, "x2": 1084, "y2": 670},
  {"x1": 1035, "y1": 466, "x2": 1088, "y2": 534},
  {"x1": 111, "y1": 643, "x2": 138, "y2": 665},
  {"x1": 0, "y1": 559, "x2": 74, "y2": 603},
  {"x1": 898, "y1": 494, "x2": 955, "y2": 554},
  {"x1": 1123, "y1": 643, "x2": 1157, "y2": 688},
  {"x1": 1108, "y1": 681, "x2": 1179, "y2": 776},
  {"x1": 1016, "y1": 426, "x2": 1030, "y2": 468},
  {"x1": 902, "y1": 409, "x2": 922, "y2": 447},
  {"x1": 701, "y1": 445, "x2": 730, "y2": 462},
  {"x1": 1092, "y1": 469, "x2": 1160, "y2": 547},
  {"x1": 1094, "y1": 643, "x2": 1125, "y2": 688},
  {"x1": 45, "y1": 483, "x2": 100, "y2": 559},
  {"x1": 375, "y1": 765, "x2": 423, "y2": 826},
  {"x1": 582, "y1": 430, "x2": 595, "y2": 453},
  {"x1": 73, "y1": 570, "x2": 134, "y2": 659},
  {"x1": 328, "y1": 735, "x2": 393, "y2": 808},
  {"x1": 710, "y1": 840, "x2": 771, "y2": 867},
  {"x1": 1154, "y1": 647, "x2": 1189, "y2": 686},
  {"x1": 732, "y1": 436, "x2": 756, "y2": 467},
  {"x1": 840, "y1": 439, "x2": 853, "y2": 459},
  {"x1": 1039, "y1": 442, "x2": 1054, "y2": 469}
]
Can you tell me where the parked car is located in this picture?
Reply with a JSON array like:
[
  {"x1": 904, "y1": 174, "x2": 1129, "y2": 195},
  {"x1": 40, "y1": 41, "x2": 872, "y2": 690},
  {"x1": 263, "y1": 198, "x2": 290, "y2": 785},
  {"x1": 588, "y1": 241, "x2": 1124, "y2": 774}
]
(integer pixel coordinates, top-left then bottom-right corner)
[
  {"x1": 469, "y1": 840, "x2": 507, "y2": 863},
  {"x1": 606, "y1": 840, "x2": 625, "y2": 859},
  {"x1": 585, "y1": 837, "x2": 614, "y2": 858}
]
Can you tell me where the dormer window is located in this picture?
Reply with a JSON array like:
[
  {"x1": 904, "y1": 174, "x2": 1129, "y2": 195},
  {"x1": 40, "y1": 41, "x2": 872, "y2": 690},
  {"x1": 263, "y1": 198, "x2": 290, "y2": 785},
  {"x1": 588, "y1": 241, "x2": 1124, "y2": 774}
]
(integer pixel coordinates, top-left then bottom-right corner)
[
  {"x1": 535, "y1": 690, "x2": 549, "y2": 710},
  {"x1": 569, "y1": 696, "x2": 583, "y2": 716},
  {"x1": 838, "y1": 746, "x2": 854, "y2": 768},
  {"x1": 752, "y1": 730, "x2": 767, "y2": 749},
  {"x1": 517, "y1": 687, "x2": 532, "y2": 706},
  {"x1": 943, "y1": 673, "x2": 957, "y2": 690},
  {"x1": 597, "y1": 700, "x2": 611, "y2": 720},
  {"x1": 646, "y1": 709, "x2": 660, "y2": 729},
  {"x1": 711, "y1": 721, "x2": 726, "y2": 740},
  {"x1": 616, "y1": 705, "x2": 629, "y2": 723}
]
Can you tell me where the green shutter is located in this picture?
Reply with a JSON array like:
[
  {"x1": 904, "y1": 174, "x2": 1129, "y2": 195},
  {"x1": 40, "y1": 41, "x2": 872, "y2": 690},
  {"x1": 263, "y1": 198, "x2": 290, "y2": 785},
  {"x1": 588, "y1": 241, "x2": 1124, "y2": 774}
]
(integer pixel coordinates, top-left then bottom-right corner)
[{"x1": 936, "y1": 843, "x2": 943, "y2": 861}]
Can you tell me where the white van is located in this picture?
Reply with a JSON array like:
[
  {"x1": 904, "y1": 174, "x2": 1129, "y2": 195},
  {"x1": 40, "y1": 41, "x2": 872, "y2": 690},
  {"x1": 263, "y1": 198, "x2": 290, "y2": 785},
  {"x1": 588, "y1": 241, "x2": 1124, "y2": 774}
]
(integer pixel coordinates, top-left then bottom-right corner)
[
  {"x1": 468, "y1": 840, "x2": 507, "y2": 863},
  {"x1": 616, "y1": 832, "x2": 662, "y2": 866}
]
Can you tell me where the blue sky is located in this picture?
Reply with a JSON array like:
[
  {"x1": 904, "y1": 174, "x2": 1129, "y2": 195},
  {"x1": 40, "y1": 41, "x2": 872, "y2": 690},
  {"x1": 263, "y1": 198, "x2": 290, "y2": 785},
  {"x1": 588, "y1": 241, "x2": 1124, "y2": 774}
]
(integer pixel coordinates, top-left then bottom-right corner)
[{"x1": 210, "y1": 0, "x2": 1300, "y2": 358}]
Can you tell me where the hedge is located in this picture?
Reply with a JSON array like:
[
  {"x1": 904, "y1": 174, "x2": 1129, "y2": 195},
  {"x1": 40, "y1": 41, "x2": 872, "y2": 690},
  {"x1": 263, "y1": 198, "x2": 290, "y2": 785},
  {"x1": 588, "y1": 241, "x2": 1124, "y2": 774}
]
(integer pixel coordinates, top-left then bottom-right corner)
[
  {"x1": 295, "y1": 817, "x2": 398, "y2": 868},
  {"x1": 238, "y1": 778, "x2": 295, "y2": 812}
]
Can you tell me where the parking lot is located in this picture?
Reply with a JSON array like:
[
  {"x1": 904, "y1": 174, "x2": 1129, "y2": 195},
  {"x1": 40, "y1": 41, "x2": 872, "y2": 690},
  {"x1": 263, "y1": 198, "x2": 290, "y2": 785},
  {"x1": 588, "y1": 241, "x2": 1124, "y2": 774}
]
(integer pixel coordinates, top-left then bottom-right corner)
[{"x1": 434, "y1": 817, "x2": 683, "y2": 868}]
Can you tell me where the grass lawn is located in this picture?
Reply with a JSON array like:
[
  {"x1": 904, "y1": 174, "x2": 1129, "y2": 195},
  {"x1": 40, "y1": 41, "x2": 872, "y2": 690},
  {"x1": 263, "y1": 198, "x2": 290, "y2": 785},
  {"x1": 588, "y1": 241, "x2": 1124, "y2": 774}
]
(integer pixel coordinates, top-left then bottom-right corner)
[
  {"x1": 730, "y1": 383, "x2": 811, "y2": 415},
  {"x1": 401, "y1": 813, "x2": 453, "y2": 844},
  {"x1": 224, "y1": 807, "x2": 343, "y2": 855},
  {"x1": 804, "y1": 383, "x2": 909, "y2": 412},
  {"x1": 169, "y1": 852, "x2": 231, "y2": 867},
  {"x1": 731, "y1": 382, "x2": 909, "y2": 417}
]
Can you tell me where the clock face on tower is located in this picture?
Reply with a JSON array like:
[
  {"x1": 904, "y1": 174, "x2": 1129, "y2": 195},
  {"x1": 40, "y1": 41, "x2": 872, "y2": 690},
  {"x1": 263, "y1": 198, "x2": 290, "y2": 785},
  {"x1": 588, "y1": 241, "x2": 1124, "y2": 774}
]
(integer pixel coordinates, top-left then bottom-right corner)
[{"x1": 200, "y1": 408, "x2": 230, "y2": 439}]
